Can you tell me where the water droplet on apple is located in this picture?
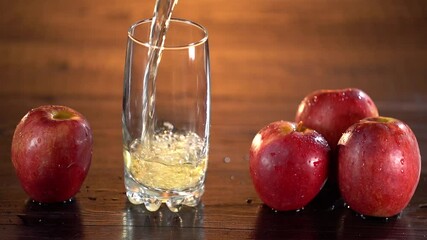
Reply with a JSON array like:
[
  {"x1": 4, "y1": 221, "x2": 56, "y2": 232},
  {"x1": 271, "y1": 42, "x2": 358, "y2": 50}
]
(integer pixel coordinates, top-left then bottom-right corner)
[
  {"x1": 295, "y1": 207, "x2": 304, "y2": 213},
  {"x1": 401, "y1": 169, "x2": 404, "y2": 173},
  {"x1": 312, "y1": 96, "x2": 318, "y2": 103},
  {"x1": 400, "y1": 159, "x2": 404, "y2": 165},
  {"x1": 307, "y1": 157, "x2": 320, "y2": 167}
]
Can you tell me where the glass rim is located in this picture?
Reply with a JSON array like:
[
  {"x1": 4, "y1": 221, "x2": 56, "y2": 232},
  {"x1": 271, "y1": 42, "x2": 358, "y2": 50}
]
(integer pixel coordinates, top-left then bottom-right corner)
[{"x1": 128, "y1": 18, "x2": 209, "y2": 50}]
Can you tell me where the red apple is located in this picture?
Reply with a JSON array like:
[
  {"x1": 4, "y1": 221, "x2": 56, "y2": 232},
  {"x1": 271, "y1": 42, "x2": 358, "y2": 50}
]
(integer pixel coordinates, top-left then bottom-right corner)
[
  {"x1": 338, "y1": 117, "x2": 421, "y2": 217},
  {"x1": 295, "y1": 88, "x2": 379, "y2": 198},
  {"x1": 249, "y1": 121, "x2": 330, "y2": 211},
  {"x1": 11, "y1": 105, "x2": 93, "y2": 203},
  {"x1": 295, "y1": 88, "x2": 379, "y2": 150}
]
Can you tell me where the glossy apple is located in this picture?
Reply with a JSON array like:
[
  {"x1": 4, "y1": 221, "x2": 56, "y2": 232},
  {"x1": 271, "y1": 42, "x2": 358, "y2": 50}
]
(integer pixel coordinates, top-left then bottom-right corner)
[
  {"x1": 11, "y1": 105, "x2": 93, "y2": 203},
  {"x1": 338, "y1": 117, "x2": 421, "y2": 217},
  {"x1": 295, "y1": 88, "x2": 379, "y2": 198},
  {"x1": 295, "y1": 88, "x2": 379, "y2": 150},
  {"x1": 249, "y1": 121, "x2": 330, "y2": 211}
]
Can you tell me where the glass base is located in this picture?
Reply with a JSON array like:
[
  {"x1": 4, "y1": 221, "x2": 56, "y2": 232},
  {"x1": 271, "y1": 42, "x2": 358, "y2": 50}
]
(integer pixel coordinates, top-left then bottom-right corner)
[{"x1": 124, "y1": 171, "x2": 204, "y2": 212}]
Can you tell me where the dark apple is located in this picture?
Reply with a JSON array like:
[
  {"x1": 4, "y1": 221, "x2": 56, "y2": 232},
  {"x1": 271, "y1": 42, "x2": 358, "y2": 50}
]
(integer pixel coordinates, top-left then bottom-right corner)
[
  {"x1": 11, "y1": 105, "x2": 93, "y2": 203},
  {"x1": 295, "y1": 88, "x2": 379, "y2": 150},
  {"x1": 249, "y1": 121, "x2": 330, "y2": 211},
  {"x1": 338, "y1": 117, "x2": 421, "y2": 217}
]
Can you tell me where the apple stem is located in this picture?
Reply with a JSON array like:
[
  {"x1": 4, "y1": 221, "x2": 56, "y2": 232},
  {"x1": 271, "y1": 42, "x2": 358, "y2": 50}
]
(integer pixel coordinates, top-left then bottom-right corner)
[
  {"x1": 296, "y1": 121, "x2": 307, "y2": 132},
  {"x1": 53, "y1": 111, "x2": 74, "y2": 120}
]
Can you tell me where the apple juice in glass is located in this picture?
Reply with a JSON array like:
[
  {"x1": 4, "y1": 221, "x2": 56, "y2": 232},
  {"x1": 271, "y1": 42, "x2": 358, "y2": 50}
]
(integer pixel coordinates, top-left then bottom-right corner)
[{"x1": 122, "y1": 18, "x2": 211, "y2": 212}]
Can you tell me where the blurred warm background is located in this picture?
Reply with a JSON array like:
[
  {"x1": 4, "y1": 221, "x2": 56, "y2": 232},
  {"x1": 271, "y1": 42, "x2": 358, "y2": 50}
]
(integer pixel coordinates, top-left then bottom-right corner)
[{"x1": 1, "y1": 0, "x2": 426, "y2": 171}]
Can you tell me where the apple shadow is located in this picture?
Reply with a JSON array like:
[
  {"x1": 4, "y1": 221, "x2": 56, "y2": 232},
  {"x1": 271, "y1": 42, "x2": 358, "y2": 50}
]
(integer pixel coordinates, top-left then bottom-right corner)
[
  {"x1": 252, "y1": 202, "x2": 416, "y2": 239},
  {"x1": 18, "y1": 199, "x2": 83, "y2": 239},
  {"x1": 252, "y1": 204, "x2": 325, "y2": 239},
  {"x1": 335, "y1": 209, "x2": 414, "y2": 239},
  {"x1": 122, "y1": 201, "x2": 205, "y2": 239}
]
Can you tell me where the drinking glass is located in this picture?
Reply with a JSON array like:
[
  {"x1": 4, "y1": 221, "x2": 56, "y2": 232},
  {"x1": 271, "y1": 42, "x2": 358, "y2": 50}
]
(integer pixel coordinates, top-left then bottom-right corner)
[{"x1": 122, "y1": 18, "x2": 210, "y2": 212}]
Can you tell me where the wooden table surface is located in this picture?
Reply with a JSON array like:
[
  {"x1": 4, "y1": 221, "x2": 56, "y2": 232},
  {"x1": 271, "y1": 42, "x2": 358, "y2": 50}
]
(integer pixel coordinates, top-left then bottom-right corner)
[{"x1": 1, "y1": 0, "x2": 427, "y2": 239}]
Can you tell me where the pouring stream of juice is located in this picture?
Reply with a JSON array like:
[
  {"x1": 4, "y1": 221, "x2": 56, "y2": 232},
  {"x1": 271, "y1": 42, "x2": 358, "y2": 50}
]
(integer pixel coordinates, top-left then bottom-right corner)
[{"x1": 141, "y1": 0, "x2": 178, "y2": 140}]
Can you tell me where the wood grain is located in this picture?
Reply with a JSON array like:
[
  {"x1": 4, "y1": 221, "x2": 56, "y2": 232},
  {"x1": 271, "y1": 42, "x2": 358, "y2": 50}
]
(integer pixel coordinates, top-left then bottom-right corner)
[{"x1": 1, "y1": 0, "x2": 427, "y2": 239}]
